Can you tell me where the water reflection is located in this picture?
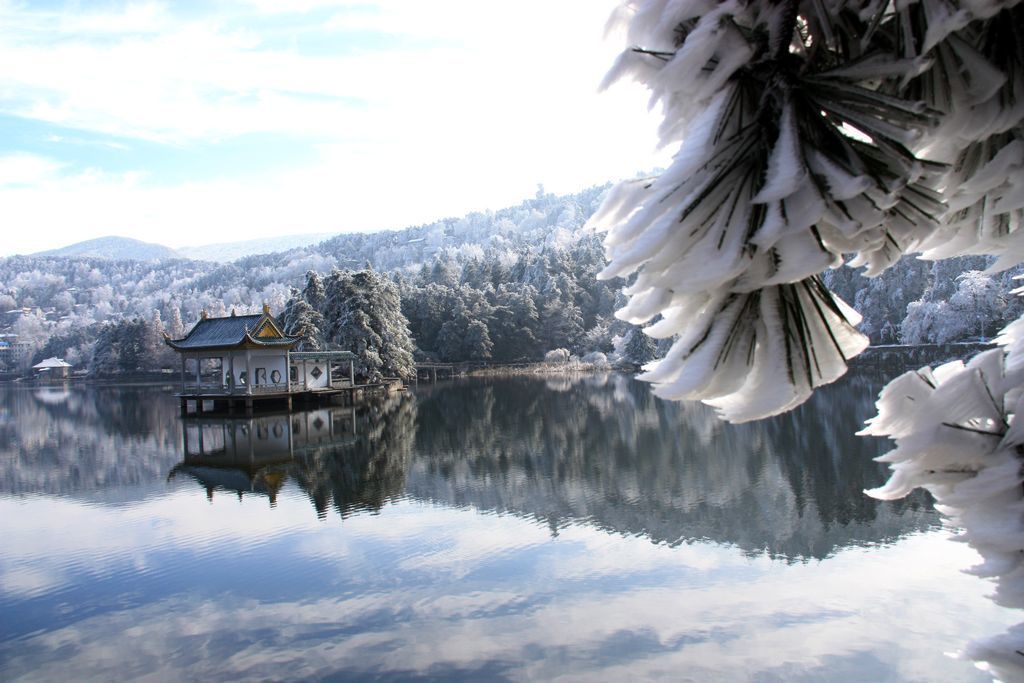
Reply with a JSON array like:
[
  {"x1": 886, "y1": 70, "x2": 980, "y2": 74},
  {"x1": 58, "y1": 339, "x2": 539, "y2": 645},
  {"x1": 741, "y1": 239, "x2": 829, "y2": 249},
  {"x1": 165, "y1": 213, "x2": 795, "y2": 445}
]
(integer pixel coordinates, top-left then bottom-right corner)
[
  {"x1": 164, "y1": 372, "x2": 938, "y2": 560},
  {"x1": 170, "y1": 409, "x2": 360, "y2": 505},
  {"x1": 0, "y1": 384, "x2": 182, "y2": 501},
  {"x1": 0, "y1": 375, "x2": 935, "y2": 560},
  {"x1": 409, "y1": 373, "x2": 937, "y2": 560},
  {"x1": 0, "y1": 375, "x2": 1010, "y2": 681},
  {"x1": 171, "y1": 395, "x2": 417, "y2": 518}
]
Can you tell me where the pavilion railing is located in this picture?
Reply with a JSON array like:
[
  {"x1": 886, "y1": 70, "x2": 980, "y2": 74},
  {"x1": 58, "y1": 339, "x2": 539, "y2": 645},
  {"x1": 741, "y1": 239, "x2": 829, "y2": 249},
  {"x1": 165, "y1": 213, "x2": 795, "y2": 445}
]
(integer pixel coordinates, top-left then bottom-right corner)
[{"x1": 181, "y1": 381, "x2": 292, "y2": 395}]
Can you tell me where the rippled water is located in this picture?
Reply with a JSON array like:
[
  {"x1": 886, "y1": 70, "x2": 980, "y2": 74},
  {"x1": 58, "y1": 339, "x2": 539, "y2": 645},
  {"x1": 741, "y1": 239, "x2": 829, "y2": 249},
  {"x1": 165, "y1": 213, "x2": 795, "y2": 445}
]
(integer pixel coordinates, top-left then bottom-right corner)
[{"x1": 0, "y1": 372, "x2": 1015, "y2": 681}]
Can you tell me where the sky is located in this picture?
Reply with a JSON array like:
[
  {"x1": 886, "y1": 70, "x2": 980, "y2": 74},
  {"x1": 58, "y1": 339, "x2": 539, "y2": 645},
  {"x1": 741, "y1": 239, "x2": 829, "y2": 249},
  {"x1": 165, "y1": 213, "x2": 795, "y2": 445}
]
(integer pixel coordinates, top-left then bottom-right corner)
[{"x1": 0, "y1": 0, "x2": 668, "y2": 256}]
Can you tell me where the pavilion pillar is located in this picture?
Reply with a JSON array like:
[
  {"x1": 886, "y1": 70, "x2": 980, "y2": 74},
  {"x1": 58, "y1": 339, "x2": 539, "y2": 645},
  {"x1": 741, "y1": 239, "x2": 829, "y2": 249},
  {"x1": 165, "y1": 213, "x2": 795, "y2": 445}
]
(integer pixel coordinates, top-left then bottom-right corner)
[
  {"x1": 349, "y1": 360, "x2": 355, "y2": 387},
  {"x1": 180, "y1": 356, "x2": 186, "y2": 393},
  {"x1": 195, "y1": 355, "x2": 202, "y2": 392},
  {"x1": 245, "y1": 351, "x2": 252, "y2": 395},
  {"x1": 326, "y1": 357, "x2": 333, "y2": 388},
  {"x1": 229, "y1": 353, "x2": 235, "y2": 394},
  {"x1": 303, "y1": 360, "x2": 308, "y2": 391}
]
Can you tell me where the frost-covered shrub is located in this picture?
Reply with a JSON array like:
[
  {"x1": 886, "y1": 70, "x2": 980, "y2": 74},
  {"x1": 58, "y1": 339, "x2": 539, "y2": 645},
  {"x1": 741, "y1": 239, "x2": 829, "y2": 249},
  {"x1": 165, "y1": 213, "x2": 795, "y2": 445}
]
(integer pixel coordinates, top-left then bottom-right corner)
[
  {"x1": 544, "y1": 348, "x2": 570, "y2": 363},
  {"x1": 581, "y1": 351, "x2": 610, "y2": 368}
]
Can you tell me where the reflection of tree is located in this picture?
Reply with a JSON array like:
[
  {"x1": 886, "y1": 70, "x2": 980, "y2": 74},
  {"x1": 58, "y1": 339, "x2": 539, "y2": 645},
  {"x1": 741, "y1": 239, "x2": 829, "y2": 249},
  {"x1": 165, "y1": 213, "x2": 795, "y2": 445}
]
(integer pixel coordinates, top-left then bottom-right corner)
[
  {"x1": 0, "y1": 385, "x2": 182, "y2": 498},
  {"x1": 3, "y1": 376, "x2": 935, "y2": 560},
  {"x1": 288, "y1": 393, "x2": 417, "y2": 519},
  {"x1": 409, "y1": 372, "x2": 936, "y2": 561}
]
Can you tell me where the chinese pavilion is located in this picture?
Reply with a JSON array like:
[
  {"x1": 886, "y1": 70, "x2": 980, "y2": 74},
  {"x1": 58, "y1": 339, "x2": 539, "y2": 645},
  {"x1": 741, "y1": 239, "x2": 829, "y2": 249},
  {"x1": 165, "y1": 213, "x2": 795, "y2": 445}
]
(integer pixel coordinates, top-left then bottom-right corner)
[{"x1": 165, "y1": 304, "x2": 356, "y2": 414}]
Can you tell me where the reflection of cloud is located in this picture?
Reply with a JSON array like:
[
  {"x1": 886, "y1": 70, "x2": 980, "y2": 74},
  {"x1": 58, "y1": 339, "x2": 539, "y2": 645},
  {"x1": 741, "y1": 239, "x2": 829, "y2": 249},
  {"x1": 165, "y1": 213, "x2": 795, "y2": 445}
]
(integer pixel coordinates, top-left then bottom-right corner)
[
  {"x1": 0, "y1": 493, "x2": 313, "y2": 598},
  {"x1": 0, "y1": 563, "x2": 64, "y2": 599},
  {"x1": 0, "y1": 493, "x2": 1014, "y2": 681}
]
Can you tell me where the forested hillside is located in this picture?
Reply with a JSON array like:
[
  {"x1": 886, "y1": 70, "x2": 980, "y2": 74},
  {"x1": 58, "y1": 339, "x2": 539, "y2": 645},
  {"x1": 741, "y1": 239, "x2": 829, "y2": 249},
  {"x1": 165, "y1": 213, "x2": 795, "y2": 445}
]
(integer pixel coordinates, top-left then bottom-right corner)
[{"x1": 0, "y1": 184, "x2": 1019, "y2": 375}]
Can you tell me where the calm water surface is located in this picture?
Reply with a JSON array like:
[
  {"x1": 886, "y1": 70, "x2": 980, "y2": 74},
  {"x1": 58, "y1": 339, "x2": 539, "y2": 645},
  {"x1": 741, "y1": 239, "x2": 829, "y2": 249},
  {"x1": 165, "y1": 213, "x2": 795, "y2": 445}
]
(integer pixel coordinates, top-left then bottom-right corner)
[{"x1": 0, "y1": 372, "x2": 1015, "y2": 681}]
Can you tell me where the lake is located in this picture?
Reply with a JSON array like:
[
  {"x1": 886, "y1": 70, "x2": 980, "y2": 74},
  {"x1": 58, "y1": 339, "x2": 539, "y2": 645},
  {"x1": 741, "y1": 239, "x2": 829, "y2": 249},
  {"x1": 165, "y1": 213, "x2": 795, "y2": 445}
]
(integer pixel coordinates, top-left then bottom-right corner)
[{"x1": 0, "y1": 372, "x2": 1015, "y2": 681}]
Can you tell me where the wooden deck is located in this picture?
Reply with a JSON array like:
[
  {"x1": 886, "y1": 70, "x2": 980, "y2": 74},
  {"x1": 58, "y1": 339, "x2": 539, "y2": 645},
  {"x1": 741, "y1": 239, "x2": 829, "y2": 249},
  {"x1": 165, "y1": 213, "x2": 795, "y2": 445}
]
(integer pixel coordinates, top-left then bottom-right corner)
[{"x1": 177, "y1": 380, "x2": 403, "y2": 416}]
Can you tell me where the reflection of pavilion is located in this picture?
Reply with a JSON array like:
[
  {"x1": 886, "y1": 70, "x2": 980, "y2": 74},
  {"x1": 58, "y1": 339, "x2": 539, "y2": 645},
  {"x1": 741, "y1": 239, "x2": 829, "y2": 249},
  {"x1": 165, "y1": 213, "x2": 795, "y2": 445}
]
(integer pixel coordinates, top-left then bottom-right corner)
[{"x1": 169, "y1": 407, "x2": 358, "y2": 504}]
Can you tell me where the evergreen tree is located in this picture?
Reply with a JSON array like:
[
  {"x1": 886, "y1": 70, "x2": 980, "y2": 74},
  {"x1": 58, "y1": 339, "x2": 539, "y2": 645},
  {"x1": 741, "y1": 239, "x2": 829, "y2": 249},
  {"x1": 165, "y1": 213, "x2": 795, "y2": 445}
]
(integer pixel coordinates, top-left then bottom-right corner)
[
  {"x1": 620, "y1": 327, "x2": 657, "y2": 367},
  {"x1": 88, "y1": 324, "x2": 120, "y2": 377},
  {"x1": 463, "y1": 320, "x2": 493, "y2": 361},
  {"x1": 319, "y1": 269, "x2": 415, "y2": 381},
  {"x1": 304, "y1": 270, "x2": 326, "y2": 310},
  {"x1": 88, "y1": 318, "x2": 151, "y2": 376},
  {"x1": 435, "y1": 319, "x2": 464, "y2": 361},
  {"x1": 539, "y1": 288, "x2": 584, "y2": 353},
  {"x1": 282, "y1": 286, "x2": 324, "y2": 351}
]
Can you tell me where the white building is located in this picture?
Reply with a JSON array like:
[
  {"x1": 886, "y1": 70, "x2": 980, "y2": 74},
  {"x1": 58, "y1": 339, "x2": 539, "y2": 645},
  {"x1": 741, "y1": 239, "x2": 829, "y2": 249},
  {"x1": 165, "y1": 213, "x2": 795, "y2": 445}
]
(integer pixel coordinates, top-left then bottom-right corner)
[{"x1": 165, "y1": 305, "x2": 356, "y2": 414}]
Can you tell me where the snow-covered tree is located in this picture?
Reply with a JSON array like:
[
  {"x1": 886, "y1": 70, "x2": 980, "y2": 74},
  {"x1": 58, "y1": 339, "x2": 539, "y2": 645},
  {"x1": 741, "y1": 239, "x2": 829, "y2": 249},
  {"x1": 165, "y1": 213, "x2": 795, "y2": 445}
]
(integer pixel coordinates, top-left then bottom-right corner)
[
  {"x1": 463, "y1": 320, "x2": 494, "y2": 360},
  {"x1": 149, "y1": 309, "x2": 176, "y2": 368},
  {"x1": 88, "y1": 318, "x2": 153, "y2": 376},
  {"x1": 303, "y1": 270, "x2": 326, "y2": 310},
  {"x1": 319, "y1": 269, "x2": 415, "y2": 382},
  {"x1": 620, "y1": 327, "x2": 658, "y2": 368},
  {"x1": 166, "y1": 303, "x2": 186, "y2": 339},
  {"x1": 595, "y1": 0, "x2": 1024, "y2": 672},
  {"x1": 281, "y1": 286, "x2": 325, "y2": 351}
]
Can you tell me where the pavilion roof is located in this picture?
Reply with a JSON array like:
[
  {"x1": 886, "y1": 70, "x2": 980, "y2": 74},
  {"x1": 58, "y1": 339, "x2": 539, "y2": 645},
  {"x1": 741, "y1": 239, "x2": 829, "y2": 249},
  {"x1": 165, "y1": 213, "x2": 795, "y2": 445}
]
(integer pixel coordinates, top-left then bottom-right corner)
[{"x1": 165, "y1": 310, "x2": 300, "y2": 351}]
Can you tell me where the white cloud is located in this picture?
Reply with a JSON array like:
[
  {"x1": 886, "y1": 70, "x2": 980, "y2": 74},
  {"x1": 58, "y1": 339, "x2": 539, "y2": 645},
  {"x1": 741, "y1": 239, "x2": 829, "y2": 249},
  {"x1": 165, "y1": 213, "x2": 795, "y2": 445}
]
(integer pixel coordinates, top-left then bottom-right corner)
[
  {"x1": 0, "y1": 1, "x2": 670, "y2": 254},
  {"x1": 0, "y1": 153, "x2": 65, "y2": 186}
]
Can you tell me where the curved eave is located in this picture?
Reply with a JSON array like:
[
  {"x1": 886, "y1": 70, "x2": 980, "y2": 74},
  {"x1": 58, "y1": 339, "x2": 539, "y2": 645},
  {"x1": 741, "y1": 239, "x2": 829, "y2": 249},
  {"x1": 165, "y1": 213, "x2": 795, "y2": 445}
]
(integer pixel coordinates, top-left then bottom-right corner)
[
  {"x1": 165, "y1": 335, "x2": 301, "y2": 352},
  {"x1": 242, "y1": 331, "x2": 301, "y2": 349}
]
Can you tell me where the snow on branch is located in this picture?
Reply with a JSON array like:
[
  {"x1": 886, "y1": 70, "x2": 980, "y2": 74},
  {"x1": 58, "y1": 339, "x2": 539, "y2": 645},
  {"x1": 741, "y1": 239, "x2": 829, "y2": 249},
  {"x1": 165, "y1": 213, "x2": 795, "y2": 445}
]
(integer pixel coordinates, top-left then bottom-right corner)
[
  {"x1": 593, "y1": 0, "x2": 952, "y2": 420},
  {"x1": 594, "y1": 0, "x2": 1024, "y2": 671}
]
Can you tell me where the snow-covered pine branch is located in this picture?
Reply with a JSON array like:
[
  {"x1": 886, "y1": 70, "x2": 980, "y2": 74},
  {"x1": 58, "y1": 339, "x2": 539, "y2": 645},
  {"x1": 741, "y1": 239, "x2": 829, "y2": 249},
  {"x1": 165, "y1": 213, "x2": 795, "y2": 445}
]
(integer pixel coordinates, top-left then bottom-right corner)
[
  {"x1": 593, "y1": 0, "x2": 1023, "y2": 421},
  {"x1": 595, "y1": 0, "x2": 1024, "y2": 672}
]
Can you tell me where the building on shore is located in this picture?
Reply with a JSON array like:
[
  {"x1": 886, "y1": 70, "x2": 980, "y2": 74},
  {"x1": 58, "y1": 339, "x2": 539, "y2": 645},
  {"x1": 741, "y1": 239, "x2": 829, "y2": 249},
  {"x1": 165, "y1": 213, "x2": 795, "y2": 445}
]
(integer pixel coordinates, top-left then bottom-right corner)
[
  {"x1": 32, "y1": 357, "x2": 72, "y2": 380},
  {"x1": 0, "y1": 335, "x2": 33, "y2": 371},
  {"x1": 165, "y1": 305, "x2": 356, "y2": 415}
]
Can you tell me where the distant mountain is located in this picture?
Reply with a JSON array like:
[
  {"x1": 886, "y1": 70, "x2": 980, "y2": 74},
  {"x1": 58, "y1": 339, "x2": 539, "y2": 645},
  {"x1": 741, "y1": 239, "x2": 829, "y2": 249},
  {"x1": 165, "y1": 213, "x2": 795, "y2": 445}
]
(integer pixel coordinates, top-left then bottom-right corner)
[
  {"x1": 178, "y1": 233, "x2": 337, "y2": 262},
  {"x1": 35, "y1": 236, "x2": 180, "y2": 261}
]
